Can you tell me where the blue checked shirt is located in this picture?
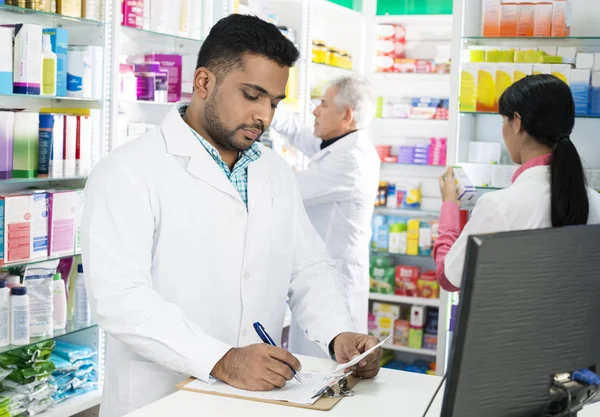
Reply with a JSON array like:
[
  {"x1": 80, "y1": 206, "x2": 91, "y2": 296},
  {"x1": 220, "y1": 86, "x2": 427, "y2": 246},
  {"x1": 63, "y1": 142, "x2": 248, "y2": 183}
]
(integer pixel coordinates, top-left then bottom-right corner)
[{"x1": 177, "y1": 103, "x2": 262, "y2": 208}]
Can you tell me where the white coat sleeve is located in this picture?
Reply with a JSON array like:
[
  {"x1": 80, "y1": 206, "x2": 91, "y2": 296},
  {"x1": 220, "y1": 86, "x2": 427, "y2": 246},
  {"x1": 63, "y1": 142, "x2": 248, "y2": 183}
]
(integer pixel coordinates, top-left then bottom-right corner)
[
  {"x1": 270, "y1": 110, "x2": 322, "y2": 157},
  {"x1": 81, "y1": 156, "x2": 231, "y2": 383},
  {"x1": 295, "y1": 152, "x2": 358, "y2": 208},
  {"x1": 444, "y1": 193, "x2": 510, "y2": 289},
  {"x1": 286, "y1": 174, "x2": 356, "y2": 355}
]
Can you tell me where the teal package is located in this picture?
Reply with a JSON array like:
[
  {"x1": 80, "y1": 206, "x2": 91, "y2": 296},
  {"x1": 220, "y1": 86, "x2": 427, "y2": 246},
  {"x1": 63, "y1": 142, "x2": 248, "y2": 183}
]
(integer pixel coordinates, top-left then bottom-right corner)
[{"x1": 42, "y1": 28, "x2": 68, "y2": 97}]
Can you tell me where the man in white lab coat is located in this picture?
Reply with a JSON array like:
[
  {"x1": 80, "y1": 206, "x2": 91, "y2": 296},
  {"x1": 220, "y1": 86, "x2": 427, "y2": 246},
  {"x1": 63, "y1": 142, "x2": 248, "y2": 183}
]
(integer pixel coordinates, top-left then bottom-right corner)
[
  {"x1": 82, "y1": 15, "x2": 381, "y2": 417},
  {"x1": 270, "y1": 76, "x2": 381, "y2": 356}
]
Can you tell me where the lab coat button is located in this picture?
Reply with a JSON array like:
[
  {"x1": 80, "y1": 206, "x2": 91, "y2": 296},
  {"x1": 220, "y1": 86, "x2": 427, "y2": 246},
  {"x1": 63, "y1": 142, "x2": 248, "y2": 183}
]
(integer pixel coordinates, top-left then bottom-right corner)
[
  {"x1": 241, "y1": 329, "x2": 247, "y2": 337},
  {"x1": 244, "y1": 272, "x2": 251, "y2": 281},
  {"x1": 236, "y1": 209, "x2": 245, "y2": 217}
]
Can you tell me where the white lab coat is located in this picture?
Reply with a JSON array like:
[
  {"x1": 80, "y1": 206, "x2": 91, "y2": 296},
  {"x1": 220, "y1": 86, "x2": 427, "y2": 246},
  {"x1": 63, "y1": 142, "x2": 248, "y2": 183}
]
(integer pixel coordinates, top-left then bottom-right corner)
[
  {"x1": 81, "y1": 107, "x2": 355, "y2": 417},
  {"x1": 271, "y1": 113, "x2": 381, "y2": 337},
  {"x1": 444, "y1": 165, "x2": 600, "y2": 288}
]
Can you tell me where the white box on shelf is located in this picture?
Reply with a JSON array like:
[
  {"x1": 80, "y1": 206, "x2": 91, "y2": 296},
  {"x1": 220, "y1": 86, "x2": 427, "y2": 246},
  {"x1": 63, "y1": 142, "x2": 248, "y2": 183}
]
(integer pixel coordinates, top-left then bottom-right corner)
[
  {"x1": 468, "y1": 142, "x2": 501, "y2": 164},
  {"x1": 557, "y1": 47, "x2": 576, "y2": 65},
  {"x1": 576, "y1": 53, "x2": 595, "y2": 70},
  {"x1": 491, "y1": 165, "x2": 519, "y2": 188},
  {"x1": 593, "y1": 54, "x2": 600, "y2": 72},
  {"x1": 461, "y1": 163, "x2": 493, "y2": 188}
]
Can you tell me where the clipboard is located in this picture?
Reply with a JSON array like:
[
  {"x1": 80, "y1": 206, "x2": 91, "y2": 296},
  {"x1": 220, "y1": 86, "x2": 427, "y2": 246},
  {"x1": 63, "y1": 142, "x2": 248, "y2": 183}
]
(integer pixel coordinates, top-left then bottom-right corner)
[{"x1": 176, "y1": 375, "x2": 360, "y2": 411}]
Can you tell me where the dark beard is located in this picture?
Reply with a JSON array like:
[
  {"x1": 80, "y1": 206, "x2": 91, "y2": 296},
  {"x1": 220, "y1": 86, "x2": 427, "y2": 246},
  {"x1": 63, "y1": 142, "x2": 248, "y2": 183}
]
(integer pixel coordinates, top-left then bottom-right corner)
[{"x1": 204, "y1": 94, "x2": 264, "y2": 152}]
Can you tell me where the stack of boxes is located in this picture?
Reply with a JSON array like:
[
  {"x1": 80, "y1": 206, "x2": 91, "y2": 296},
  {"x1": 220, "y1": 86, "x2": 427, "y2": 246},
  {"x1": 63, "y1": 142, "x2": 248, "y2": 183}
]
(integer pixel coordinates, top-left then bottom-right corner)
[
  {"x1": 369, "y1": 302, "x2": 439, "y2": 351},
  {"x1": 0, "y1": 189, "x2": 85, "y2": 265},
  {"x1": 461, "y1": 46, "x2": 600, "y2": 117},
  {"x1": 375, "y1": 139, "x2": 448, "y2": 166},
  {"x1": 377, "y1": 96, "x2": 450, "y2": 120},
  {"x1": 375, "y1": 24, "x2": 406, "y2": 73},
  {"x1": 482, "y1": 0, "x2": 572, "y2": 38}
]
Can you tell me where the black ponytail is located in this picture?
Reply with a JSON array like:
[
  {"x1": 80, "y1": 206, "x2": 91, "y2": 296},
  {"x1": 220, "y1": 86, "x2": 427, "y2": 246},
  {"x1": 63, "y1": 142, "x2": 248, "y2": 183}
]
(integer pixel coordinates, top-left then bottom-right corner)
[
  {"x1": 499, "y1": 74, "x2": 589, "y2": 227},
  {"x1": 550, "y1": 137, "x2": 589, "y2": 226}
]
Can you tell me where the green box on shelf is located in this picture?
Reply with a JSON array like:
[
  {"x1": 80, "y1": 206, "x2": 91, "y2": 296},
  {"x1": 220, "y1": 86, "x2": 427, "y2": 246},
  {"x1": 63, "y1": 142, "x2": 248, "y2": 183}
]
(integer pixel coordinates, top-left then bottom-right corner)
[{"x1": 377, "y1": 0, "x2": 453, "y2": 16}]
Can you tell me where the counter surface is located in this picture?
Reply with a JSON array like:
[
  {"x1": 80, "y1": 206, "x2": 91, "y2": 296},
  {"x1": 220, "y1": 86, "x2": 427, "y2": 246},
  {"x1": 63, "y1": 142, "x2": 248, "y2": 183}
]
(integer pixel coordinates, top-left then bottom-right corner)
[{"x1": 123, "y1": 355, "x2": 600, "y2": 417}]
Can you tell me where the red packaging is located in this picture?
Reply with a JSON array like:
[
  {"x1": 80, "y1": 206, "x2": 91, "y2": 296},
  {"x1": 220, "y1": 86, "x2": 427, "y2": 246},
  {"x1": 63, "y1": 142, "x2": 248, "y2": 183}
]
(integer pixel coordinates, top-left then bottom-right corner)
[
  {"x1": 414, "y1": 60, "x2": 434, "y2": 73},
  {"x1": 395, "y1": 265, "x2": 421, "y2": 296}
]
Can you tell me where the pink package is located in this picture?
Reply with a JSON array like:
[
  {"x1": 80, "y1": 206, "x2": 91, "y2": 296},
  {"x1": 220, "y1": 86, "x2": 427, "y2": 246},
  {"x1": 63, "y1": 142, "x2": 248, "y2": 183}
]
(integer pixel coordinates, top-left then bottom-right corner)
[
  {"x1": 145, "y1": 54, "x2": 182, "y2": 103},
  {"x1": 123, "y1": 0, "x2": 143, "y2": 29},
  {"x1": 48, "y1": 191, "x2": 77, "y2": 257}
]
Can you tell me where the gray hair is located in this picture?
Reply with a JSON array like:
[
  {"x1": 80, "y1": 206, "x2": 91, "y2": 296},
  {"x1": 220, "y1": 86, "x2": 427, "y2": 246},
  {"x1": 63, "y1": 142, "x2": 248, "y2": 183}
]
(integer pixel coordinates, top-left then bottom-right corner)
[{"x1": 328, "y1": 75, "x2": 376, "y2": 130}]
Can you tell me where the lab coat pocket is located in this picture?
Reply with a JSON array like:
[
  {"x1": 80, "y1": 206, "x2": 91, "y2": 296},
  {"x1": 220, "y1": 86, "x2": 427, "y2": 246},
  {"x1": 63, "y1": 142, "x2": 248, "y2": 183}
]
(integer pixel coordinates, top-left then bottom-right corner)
[
  {"x1": 270, "y1": 196, "x2": 294, "y2": 254},
  {"x1": 127, "y1": 360, "x2": 186, "y2": 413}
]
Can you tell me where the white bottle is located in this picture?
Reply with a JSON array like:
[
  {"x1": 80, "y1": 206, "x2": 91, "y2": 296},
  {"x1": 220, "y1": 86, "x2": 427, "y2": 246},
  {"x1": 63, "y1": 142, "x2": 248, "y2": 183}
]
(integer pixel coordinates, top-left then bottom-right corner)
[
  {"x1": 11, "y1": 287, "x2": 30, "y2": 346},
  {"x1": 0, "y1": 280, "x2": 10, "y2": 347},
  {"x1": 5, "y1": 275, "x2": 20, "y2": 289},
  {"x1": 53, "y1": 273, "x2": 67, "y2": 330},
  {"x1": 75, "y1": 264, "x2": 90, "y2": 325},
  {"x1": 41, "y1": 34, "x2": 57, "y2": 96}
]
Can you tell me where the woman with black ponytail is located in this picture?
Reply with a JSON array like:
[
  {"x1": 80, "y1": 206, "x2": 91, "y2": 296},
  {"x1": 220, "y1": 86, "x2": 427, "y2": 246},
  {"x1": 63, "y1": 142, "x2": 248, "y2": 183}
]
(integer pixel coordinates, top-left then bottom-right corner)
[{"x1": 434, "y1": 74, "x2": 600, "y2": 291}]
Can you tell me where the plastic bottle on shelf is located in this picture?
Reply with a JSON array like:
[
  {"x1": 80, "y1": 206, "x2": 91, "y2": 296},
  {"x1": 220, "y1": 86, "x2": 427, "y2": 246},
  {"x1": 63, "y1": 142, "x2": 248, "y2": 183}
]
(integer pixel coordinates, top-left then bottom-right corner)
[
  {"x1": 53, "y1": 273, "x2": 67, "y2": 330},
  {"x1": 0, "y1": 280, "x2": 9, "y2": 347},
  {"x1": 75, "y1": 264, "x2": 90, "y2": 325},
  {"x1": 41, "y1": 34, "x2": 57, "y2": 96},
  {"x1": 10, "y1": 286, "x2": 30, "y2": 346},
  {"x1": 5, "y1": 275, "x2": 20, "y2": 289}
]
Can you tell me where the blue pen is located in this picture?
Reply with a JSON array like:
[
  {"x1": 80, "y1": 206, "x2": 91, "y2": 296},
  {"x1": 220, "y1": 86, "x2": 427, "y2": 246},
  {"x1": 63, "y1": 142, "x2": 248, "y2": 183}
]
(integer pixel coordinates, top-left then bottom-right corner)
[{"x1": 253, "y1": 322, "x2": 302, "y2": 383}]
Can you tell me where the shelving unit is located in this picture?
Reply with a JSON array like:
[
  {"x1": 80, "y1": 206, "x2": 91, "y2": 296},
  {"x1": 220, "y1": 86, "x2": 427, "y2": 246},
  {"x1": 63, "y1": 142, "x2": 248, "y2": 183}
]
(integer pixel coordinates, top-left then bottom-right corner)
[
  {"x1": 362, "y1": 1, "x2": 452, "y2": 376},
  {"x1": 449, "y1": 0, "x2": 600, "y2": 192}
]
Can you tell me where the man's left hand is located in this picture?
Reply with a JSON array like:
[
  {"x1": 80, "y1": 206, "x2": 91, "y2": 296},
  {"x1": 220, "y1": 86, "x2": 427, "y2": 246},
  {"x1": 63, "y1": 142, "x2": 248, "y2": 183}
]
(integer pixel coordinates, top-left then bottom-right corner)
[{"x1": 331, "y1": 333, "x2": 382, "y2": 379}]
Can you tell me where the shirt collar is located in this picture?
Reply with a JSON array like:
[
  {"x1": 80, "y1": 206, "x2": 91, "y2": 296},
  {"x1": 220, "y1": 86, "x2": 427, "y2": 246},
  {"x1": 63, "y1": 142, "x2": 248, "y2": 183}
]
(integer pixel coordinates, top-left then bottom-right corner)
[
  {"x1": 320, "y1": 130, "x2": 358, "y2": 150},
  {"x1": 512, "y1": 153, "x2": 552, "y2": 183},
  {"x1": 176, "y1": 102, "x2": 262, "y2": 169}
]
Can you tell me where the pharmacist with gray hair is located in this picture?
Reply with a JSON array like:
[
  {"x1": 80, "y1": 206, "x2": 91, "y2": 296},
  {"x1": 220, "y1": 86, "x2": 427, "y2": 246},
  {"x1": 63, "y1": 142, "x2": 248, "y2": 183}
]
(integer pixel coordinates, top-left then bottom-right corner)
[{"x1": 270, "y1": 75, "x2": 381, "y2": 356}]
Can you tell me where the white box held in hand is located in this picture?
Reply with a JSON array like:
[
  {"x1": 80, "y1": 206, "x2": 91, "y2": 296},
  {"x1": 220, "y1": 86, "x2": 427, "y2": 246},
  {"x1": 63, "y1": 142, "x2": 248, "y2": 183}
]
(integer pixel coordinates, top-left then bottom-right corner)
[{"x1": 451, "y1": 167, "x2": 477, "y2": 209}]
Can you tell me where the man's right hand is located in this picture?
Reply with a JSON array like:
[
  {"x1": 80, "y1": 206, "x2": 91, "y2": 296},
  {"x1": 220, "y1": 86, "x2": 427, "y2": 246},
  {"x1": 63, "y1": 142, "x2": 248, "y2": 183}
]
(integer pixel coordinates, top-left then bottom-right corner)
[{"x1": 211, "y1": 344, "x2": 302, "y2": 391}]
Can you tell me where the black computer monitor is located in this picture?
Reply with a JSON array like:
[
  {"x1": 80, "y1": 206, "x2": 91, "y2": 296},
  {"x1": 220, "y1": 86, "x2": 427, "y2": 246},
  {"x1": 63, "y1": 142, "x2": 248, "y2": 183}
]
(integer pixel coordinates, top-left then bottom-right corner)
[{"x1": 441, "y1": 225, "x2": 600, "y2": 417}]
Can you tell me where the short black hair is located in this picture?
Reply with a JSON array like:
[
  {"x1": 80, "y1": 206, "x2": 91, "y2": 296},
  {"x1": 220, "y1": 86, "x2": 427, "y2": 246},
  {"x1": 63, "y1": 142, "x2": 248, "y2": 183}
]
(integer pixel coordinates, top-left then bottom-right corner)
[{"x1": 196, "y1": 14, "x2": 299, "y2": 79}]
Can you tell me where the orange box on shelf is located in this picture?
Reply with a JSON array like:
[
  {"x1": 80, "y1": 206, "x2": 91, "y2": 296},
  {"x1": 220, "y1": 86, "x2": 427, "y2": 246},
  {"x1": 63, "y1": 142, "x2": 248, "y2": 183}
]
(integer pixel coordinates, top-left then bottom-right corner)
[
  {"x1": 551, "y1": 0, "x2": 572, "y2": 37},
  {"x1": 533, "y1": 1, "x2": 553, "y2": 37},
  {"x1": 417, "y1": 271, "x2": 440, "y2": 299},
  {"x1": 394, "y1": 320, "x2": 410, "y2": 346},
  {"x1": 483, "y1": 0, "x2": 501, "y2": 37},
  {"x1": 516, "y1": 2, "x2": 535, "y2": 37},
  {"x1": 500, "y1": 2, "x2": 519, "y2": 37}
]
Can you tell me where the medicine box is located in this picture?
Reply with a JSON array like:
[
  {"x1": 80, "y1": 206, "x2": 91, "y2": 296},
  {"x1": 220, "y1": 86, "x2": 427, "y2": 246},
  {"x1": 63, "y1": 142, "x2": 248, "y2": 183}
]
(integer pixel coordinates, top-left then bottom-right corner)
[
  {"x1": 452, "y1": 167, "x2": 477, "y2": 209},
  {"x1": 0, "y1": 194, "x2": 33, "y2": 264},
  {"x1": 48, "y1": 190, "x2": 78, "y2": 256}
]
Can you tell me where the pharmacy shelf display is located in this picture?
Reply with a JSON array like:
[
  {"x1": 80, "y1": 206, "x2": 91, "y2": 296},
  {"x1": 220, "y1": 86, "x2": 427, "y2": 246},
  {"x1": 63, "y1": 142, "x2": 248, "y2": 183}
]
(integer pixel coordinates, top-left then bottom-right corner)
[
  {"x1": 0, "y1": 0, "x2": 122, "y2": 414},
  {"x1": 262, "y1": 0, "x2": 365, "y2": 169},
  {"x1": 449, "y1": 0, "x2": 600, "y2": 193},
  {"x1": 362, "y1": 2, "x2": 453, "y2": 376}
]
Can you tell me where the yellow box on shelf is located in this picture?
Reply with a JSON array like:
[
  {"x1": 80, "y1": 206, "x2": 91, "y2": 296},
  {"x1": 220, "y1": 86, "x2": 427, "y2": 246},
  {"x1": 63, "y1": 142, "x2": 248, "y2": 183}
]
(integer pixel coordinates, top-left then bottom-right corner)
[
  {"x1": 484, "y1": 47, "x2": 503, "y2": 63},
  {"x1": 514, "y1": 64, "x2": 532, "y2": 82},
  {"x1": 477, "y1": 64, "x2": 497, "y2": 112},
  {"x1": 496, "y1": 64, "x2": 514, "y2": 101},
  {"x1": 459, "y1": 63, "x2": 478, "y2": 113},
  {"x1": 469, "y1": 48, "x2": 485, "y2": 63}
]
